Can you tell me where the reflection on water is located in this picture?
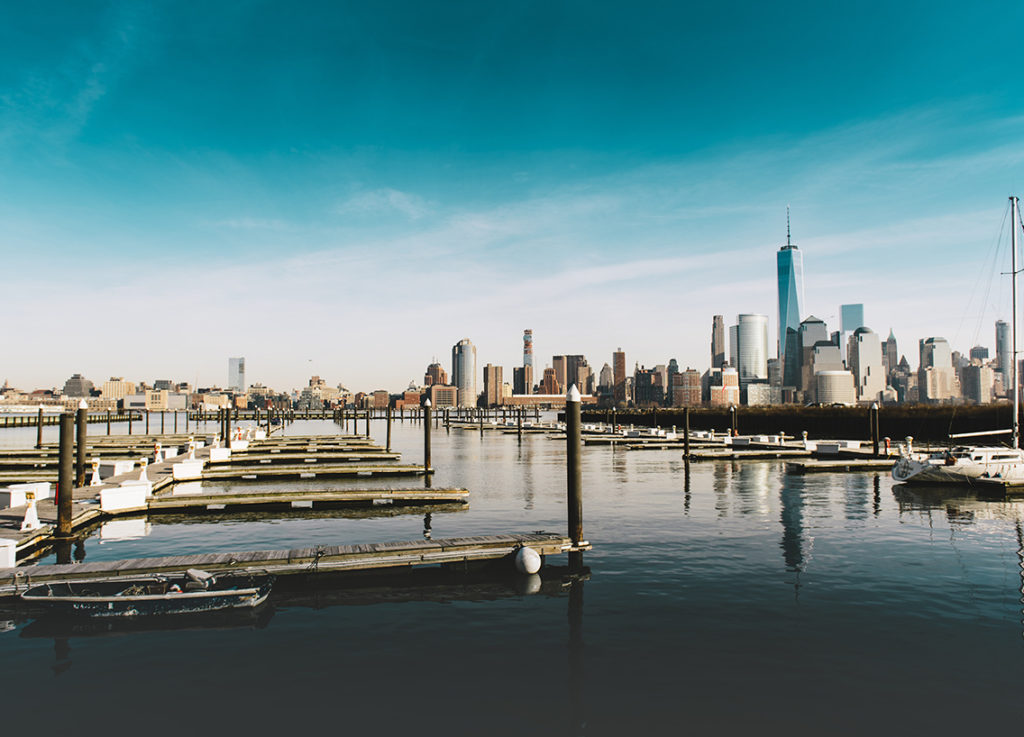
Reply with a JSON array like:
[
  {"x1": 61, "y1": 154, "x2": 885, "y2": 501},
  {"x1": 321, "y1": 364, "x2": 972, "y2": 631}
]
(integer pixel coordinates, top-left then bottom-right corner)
[{"x1": 4, "y1": 420, "x2": 1024, "y2": 733}]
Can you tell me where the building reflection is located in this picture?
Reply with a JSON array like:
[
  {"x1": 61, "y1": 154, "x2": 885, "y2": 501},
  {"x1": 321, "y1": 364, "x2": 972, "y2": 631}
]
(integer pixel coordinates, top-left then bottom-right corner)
[{"x1": 780, "y1": 474, "x2": 808, "y2": 599}]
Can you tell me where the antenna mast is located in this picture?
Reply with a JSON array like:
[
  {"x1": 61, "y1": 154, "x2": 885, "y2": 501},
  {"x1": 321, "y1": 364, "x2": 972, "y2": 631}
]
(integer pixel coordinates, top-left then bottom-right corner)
[
  {"x1": 1013, "y1": 195, "x2": 1020, "y2": 449},
  {"x1": 786, "y1": 205, "x2": 791, "y2": 247}
]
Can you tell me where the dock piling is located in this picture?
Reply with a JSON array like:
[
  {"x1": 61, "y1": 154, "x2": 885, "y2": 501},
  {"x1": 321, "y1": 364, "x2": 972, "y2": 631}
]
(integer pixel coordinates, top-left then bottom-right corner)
[
  {"x1": 75, "y1": 403, "x2": 87, "y2": 487},
  {"x1": 145, "y1": 410, "x2": 150, "y2": 435},
  {"x1": 566, "y1": 385, "x2": 584, "y2": 570},
  {"x1": 424, "y1": 399, "x2": 433, "y2": 475},
  {"x1": 106, "y1": 409, "x2": 111, "y2": 435},
  {"x1": 870, "y1": 403, "x2": 880, "y2": 457},
  {"x1": 683, "y1": 406, "x2": 691, "y2": 460},
  {"x1": 36, "y1": 407, "x2": 43, "y2": 449},
  {"x1": 57, "y1": 413, "x2": 74, "y2": 538},
  {"x1": 386, "y1": 405, "x2": 392, "y2": 452}
]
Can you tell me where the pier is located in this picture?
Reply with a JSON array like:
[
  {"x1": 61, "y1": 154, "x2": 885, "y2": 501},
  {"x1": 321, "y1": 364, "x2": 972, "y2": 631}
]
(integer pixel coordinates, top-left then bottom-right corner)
[{"x1": 0, "y1": 532, "x2": 575, "y2": 602}]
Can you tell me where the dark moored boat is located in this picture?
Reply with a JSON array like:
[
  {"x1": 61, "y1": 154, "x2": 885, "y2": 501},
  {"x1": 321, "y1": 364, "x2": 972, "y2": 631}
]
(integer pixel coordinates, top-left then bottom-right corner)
[{"x1": 20, "y1": 569, "x2": 273, "y2": 618}]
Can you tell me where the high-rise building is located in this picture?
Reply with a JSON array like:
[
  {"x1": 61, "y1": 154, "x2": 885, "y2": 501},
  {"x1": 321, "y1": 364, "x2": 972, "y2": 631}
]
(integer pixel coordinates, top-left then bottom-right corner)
[
  {"x1": 599, "y1": 363, "x2": 613, "y2": 389},
  {"x1": 523, "y1": 330, "x2": 533, "y2": 368},
  {"x1": 969, "y1": 346, "x2": 989, "y2": 362},
  {"x1": 562, "y1": 355, "x2": 590, "y2": 393},
  {"x1": 612, "y1": 349, "x2": 626, "y2": 403},
  {"x1": 733, "y1": 314, "x2": 769, "y2": 395},
  {"x1": 883, "y1": 329, "x2": 898, "y2": 378},
  {"x1": 671, "y1": 369, "x2": 702, "y2": 407},
  {"x1": 777, "y1": 209, "x2": 804, "y2": 386},
  {"x1": 228, "y1": 357, "x2": 245, "y2": 393},
  {"x1": 848, "y1": 327, "x2": 884, "y2": 402},
  {"x1": 552, "y1": 356, "x2": 568, "y2": 390},
  {"x1": 840, "y1": 305, "x2": 865, "y2": 356},
  {"x1": 101, "y1": 377, "x2": 135, "y2": 399},
  {"x1": 451, "y1": 339, "x2": 477, "y2": 407},
  {"x1": 512, "y1": 365, "x2": 533, "y2": 395},
  {"x1": 996, "y1": 320, "x2": 1011, "y2": 382},
  {"x1": 919, "y1": 337, "x2": 956, "y2": 403},
  {"x1": 483, "y1": 364, "x2": 503, "y2": 406},
  {"x1": 424, "y1": 362, "x2": 448, "y2": 386},
  {"x1": 540, "y1": 367, "x2": 561, "y2": 395},
  {"x1": 711, "y1": 315, "x2": 726, "y2": 369}
]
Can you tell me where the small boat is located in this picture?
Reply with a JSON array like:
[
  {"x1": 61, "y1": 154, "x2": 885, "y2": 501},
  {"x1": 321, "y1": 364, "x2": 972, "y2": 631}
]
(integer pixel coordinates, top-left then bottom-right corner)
[
  {"x1": 892, "y1": 445, "x2": 1024, "y2": 485},
  {"x1": 20, "y1": 569, "x2": 273, "y2": 618},
  {"x1": 892, "y1": 196, "x2": 1024, "y2": 486}
]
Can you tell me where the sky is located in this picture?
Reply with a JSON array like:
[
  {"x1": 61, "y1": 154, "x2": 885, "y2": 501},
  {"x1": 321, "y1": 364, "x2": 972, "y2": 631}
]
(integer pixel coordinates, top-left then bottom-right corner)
[{"x1": 3, "y1": 1, "x2": 1024, "y2": 393}]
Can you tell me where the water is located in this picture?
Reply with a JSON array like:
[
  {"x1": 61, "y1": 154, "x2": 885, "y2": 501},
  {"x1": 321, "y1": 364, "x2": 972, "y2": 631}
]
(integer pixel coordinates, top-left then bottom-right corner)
[{"x1": 2, "y1": 418, "x2": 1023, "y2": 735}]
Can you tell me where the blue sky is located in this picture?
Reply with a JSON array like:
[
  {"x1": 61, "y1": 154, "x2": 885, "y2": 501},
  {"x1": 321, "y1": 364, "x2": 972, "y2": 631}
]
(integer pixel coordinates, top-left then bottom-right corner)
[{"x1": 3, "y1": 1, "x2": 1024, "y2": 392}]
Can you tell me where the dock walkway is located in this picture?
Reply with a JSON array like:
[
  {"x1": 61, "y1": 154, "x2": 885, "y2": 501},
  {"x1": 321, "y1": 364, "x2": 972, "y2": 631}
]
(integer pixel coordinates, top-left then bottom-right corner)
[{"x1": 0, "y1": 532, "x2": 577, "y2": 600}]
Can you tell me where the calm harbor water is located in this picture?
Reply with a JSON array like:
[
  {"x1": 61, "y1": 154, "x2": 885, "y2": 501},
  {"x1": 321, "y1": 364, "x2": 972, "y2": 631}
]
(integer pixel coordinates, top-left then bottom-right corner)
[{"x1": 2, "y1": 417, "x2": 1023, "y2": 734}]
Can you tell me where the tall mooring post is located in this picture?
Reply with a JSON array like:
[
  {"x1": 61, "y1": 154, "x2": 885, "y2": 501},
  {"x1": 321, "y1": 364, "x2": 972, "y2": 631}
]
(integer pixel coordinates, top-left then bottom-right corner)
[
  {"x1": 106, "y1": 409, "x2": 111, "y2": 436},
  {"x1": 36, "y1": 407, "x2": 44, "y2": 449},
  {"x1": 57, "y1": 413, "x2": 74, "y2": 538},
  {"x1": 517, "y1": 408, "x2": 523, "y2": 440},
  {"x1": 683, "y1": 406, "x2": 691, "y2": 461},
  {"x1": 423, "y1": 399, "x2": 433, "y2": 475},
  {"x1": 75, "y1": 402, "x2": 87, "y2": 487},
  {"x1": 730, "y1": 405, "x2": 737, "y2": 436},
  {"x1": 145, "y1": 410, "x2": 150, "y2": 435},
  {"x1": 365, "y1": 410, "x2": 371, "y2": 438},
  {"x1": 128, "y1": 410, "x2": 133, "y2": 435},
  {"x1": 386, "y1": 405, "x2": 393, "y2": 452},
  {"x1": 870, "y1": 403, "x2": 880, "y2": 457},
  {"x1": 225, "y1": 405, "x2": 232, "y2": 443},
  {"x1": 566, "y1": 385, "x2": 584, "y2": 570}
]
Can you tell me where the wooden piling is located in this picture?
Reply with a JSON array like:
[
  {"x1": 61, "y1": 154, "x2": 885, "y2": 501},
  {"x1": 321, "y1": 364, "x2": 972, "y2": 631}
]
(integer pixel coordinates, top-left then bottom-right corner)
[
  {"x1": 386, "y1": 405, "x2": 392, "y2": 452},
  {"x1": 870, "y1": 403, "x2": 880, "y2": 457},
  {"x1": 683, "y1": 406, "x2": 691, "y2": 459},
  {"x1": 128, "y1": 410, "x2": 133, "y2": 435},
  {"x1": 518, "y1": 408, "x2": 523, "y2": 439},
  {"x1": 730, "y1": 405, "x2": 737, "y2": 436},
  {"x1": 145, "y1": 409, "x2": 150, "y2": 435},
  {"x1": 57, "y1": 413, "x2": 74, "y2": 538},
  {"x1": 424, "y1": 400, "x2": 433, "y2": 473},
  {"x1": 75, "y1": 405, "x2": 87, "y2": 487},
  {"x1": 566, "y1": 386, "x2": 584, "y2": 569},
  {"x1": 106, "y1": 409, "x2": 111, "y2": 435},
  {"x1": 36, "y1": 407, "x2": 43, "y2": 449}
]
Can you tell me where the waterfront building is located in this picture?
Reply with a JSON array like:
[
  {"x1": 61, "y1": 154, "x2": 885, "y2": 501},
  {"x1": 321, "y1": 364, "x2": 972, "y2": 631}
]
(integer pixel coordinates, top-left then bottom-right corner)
[
  {"x1": 427, "y1": 384, "x2": 458, "y2": 408},
  {"x1": 996, "y1": 320, "x2": 1011, "y2": 388},
  {"x1": 777, "y1": 211, "x2": 804, "y2": 388},
  {"x1": 746, "y1": 382, "x2": 771, "y2": 406},
  {"x1": 424, "y1": 362, "x2": 448, "y2": 386},
  {"x1": 540, "y1": 367, "x2": 560, "y2": 395},
  {"x1": 633, "y1": 366, "x2": 661, "y2": 407},
  {"x1": 919, "y1": 337, "x2": 957, "y2": 403},
  {"x1": 848, "y1": 327, "x2": 885, "y2": 403},
  {"x1": 705, "y1": 366, "x2": 740, "y2": 407},
  {"x1": 63, "y1": 373, "x2": 93, "y2": 397},
  {"x1": 961, "y1": 364, "x2": 995, "y2": 404},
  {"x1": 671, "y1": 369, "x2": 702, "y2": 407},
  {"x1": 228, "y1": 357, "x2": 245, "y2": 393},
  {"x1": 612, "y1": 348, "x2": 626, "y2": 403},
  {"x1": 483, "y1": 364, "x2": 504, "y2": 406},
  {"x1": 512, "y1": 365, "x2": 533, "y2": 395},
  {"x1": 711, "y1": 315, "x2": 726, "y2": 369},
  {"x1": 816, "y1": 371, "x2": 856, "y2": 405},
  {"x1": 451, "y1": 338, "x2": 477, "y2": 407},
  {"x1": 797, "y1": 315, "x2": 830, "y2": 398},
  {"x1": 101, "y1": 377, "x2": 135, "y2": 400},
  {"x1": 733, "y1": 314, "x2": 769, "y2": 399},
  {"x1": 523, "y1": 329, "x2": 533, "y2": 368}
]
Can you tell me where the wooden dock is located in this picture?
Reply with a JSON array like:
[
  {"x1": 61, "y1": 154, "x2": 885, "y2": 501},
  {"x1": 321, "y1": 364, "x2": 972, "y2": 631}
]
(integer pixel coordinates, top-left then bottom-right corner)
[
  {"x1": 0, "y1": 532, "x2": 582, "y2": 600},
  {"x1": 148, "y1": 487, "x2": 468, "y2": 513},
  {"x1": 786, "y1": 458, "x2": 895, "y2": 473}
]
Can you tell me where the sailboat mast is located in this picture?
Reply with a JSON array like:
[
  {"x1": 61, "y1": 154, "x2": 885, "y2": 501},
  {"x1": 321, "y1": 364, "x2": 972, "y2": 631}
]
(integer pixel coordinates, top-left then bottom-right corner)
[{"x1": 1013, "y1": 195, "x2": 1019, "y2": 449}]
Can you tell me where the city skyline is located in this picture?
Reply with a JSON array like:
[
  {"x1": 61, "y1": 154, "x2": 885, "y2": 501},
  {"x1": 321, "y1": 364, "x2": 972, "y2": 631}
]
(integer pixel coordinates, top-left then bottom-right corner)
[{"x1": 3, "y1": 3, "x2": 1024, "y2": 390}]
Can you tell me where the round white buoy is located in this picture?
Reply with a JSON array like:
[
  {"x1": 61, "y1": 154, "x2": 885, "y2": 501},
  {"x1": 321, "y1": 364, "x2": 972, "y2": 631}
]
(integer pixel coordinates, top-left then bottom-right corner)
[{"x1": 514, "y1": 546, "x2": 541, "y2": 575}]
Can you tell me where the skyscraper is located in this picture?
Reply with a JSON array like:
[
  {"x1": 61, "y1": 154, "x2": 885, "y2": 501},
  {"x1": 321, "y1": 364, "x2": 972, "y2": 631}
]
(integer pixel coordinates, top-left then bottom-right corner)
[
  {"x1": 734, "y1": 314, "x2": 769, "y2": 394},
  {"x1": 451, "y1": 339, "x2": 477, "y2": 407},
  {"x1": 483, "y1": 364, "x2": 503, "y2": 406},
  {"x1": 612, "y1": 349, "x2": 626, "y2": 403},
  {"x1": 919, "y1": 337, "x2": 955, "y2": 402},
  {"x1": 228, "y1": 357, "x2": 245, "y2": 393},
  {"x1": 777, "y1": 209, "x2": 804, "y2": 385},
  {"x1": 523, "y1": 330, "x2": 533, "y2": 367},
  {"x1": 711, "y1": 315, "x2": 726, "y2": 369},
  {"x1": 848, "y1": 327, "x2": 884, "y2": 402},
  {"x1": 883, "y1": 329, "x2": 898, "y2": 378},
  {"x1": 552, "y1": 356, "x2": 568, "y2": 390},
  {"x1": 996, "y1": 319, "x2": 1011, "y2": 381}
]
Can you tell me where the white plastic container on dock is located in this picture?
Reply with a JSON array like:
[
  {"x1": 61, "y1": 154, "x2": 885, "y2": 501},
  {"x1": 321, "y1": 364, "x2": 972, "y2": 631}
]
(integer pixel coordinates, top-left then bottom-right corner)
[{"x1": 0, "y1": 482, "x2": 52, "y2": 509}]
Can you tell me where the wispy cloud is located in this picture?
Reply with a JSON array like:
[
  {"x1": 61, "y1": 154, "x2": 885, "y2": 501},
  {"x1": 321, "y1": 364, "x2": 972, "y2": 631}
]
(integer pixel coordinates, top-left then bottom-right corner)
[{"x1": 335, "y1": 188, "x2": 431, "y2": 220}]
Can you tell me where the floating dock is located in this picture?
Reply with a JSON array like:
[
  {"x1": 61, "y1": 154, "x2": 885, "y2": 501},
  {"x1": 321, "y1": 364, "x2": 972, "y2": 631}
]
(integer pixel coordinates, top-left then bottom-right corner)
[{"x1": 0, "y1": 532, "x2": 581, "y2": 601}]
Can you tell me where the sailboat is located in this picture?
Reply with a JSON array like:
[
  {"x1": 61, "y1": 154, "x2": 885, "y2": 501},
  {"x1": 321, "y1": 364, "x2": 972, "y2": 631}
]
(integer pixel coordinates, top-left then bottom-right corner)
[{"x1": 892, "y1": 196, "x2": 1024, "y2": 486}]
